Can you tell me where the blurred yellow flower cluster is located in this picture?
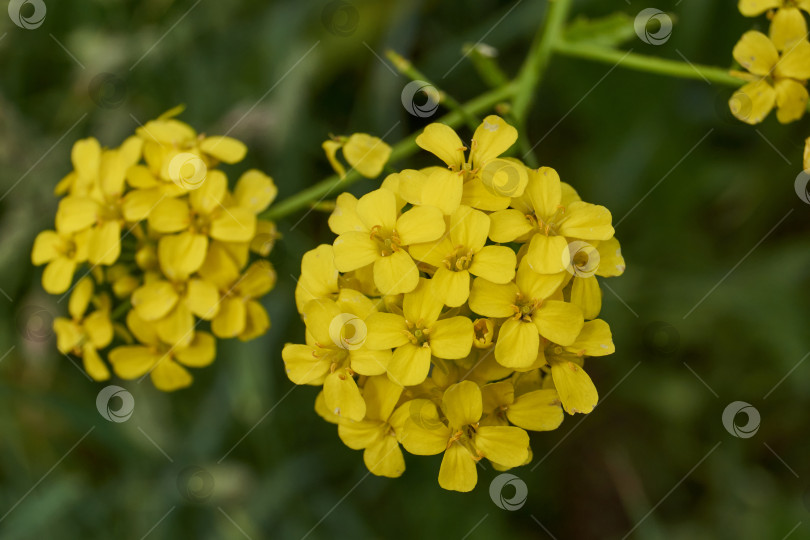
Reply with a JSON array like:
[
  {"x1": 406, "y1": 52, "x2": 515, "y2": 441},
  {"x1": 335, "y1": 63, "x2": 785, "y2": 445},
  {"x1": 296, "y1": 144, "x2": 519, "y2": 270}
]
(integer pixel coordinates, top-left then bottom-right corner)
[
  {"x1": 283, "y1": 116, "x2": 625, "y2": 491},
  {"x1": 31, "y1": 106, "x2": 279, "y2": 391},
  {"x1": 731, "y1": 1, "x2": 810, "y2": 124}
]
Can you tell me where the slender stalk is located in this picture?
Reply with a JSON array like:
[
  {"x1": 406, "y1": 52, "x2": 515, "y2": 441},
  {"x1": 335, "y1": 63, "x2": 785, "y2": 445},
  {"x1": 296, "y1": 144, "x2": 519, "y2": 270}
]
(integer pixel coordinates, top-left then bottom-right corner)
[
  {"x1": 554, "y1": 40, "x2": 745, "y2": 86},
  {"x1": 511, "y1": 0, "x2": 574, "y2": 120},
  {"x1": 386, "y1": 50, "x2": 480, "y2": 131},
  {"x1": 261, "y1": 82, "x2": 517, "y2": 221}
]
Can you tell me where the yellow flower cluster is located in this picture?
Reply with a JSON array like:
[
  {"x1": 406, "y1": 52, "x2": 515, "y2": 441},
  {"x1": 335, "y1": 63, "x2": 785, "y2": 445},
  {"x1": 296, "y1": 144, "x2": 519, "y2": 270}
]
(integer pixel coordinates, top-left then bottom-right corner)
[
  {"x1": 283, "y1": 116, "x2": 625, "y2": 491},
  {"x1": 32, "y1": 106, "x2": 279, "y2": 391},
  {"x1": 731, "y1": 1, "x2": 810, "y2": 124}
]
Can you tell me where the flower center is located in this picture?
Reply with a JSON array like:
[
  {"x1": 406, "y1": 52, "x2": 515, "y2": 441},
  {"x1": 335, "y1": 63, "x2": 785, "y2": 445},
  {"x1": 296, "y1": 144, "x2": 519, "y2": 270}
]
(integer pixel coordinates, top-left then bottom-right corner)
[
  {"x1": 527, "y1": 204, "x2": 566, "y2": 236},
  {"x1": 512, "y1": 293, "x2": 541, "y2": 321},
  {"x1": 369, "y1": 225, "x2": 401, "y2": 257},
  {"x1": 404, "y1": 320, "x2": 430, "y2": 346},
  {"x1": 442, "y1": 245, "x2": 473, "y2": 271}
]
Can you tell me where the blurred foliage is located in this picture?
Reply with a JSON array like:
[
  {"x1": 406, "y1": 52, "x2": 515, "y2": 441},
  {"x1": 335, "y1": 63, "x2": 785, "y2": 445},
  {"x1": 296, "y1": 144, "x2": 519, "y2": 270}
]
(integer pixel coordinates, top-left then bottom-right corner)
[{"x1": 1, "y1": 0, "x2": 809, "y2": 538}]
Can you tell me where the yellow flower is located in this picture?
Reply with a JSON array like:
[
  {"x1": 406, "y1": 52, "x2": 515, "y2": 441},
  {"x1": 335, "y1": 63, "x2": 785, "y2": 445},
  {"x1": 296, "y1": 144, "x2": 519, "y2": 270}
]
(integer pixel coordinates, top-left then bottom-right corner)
[
  {"x1": 480, "y1": 380, "x2": 563, "y2": 431},
  {"x1": 365, "y1": 278, "x2": 473, "y2": 386},
  {"x1": 53, "y1": 277, "x2": 113, "y2": 381},
  {"x1": 282, "y1": 290, "x2": 391, "y2": 421},
  {"x1": 332, "y1": 188, "x2": 445, "y2": 295},
  {"x1": 738, "y1": 0, "x2": 810, "y2": 50},
  {"x1": 730, "y1": 31, "x2": 810, "y2": 124},
  {"x1": 469, "y1": 260, "x2": 584, "y2": 369},
  {"x1": 31, "y1": 229, "x2": 89, "y2": 294},
  {"x1": 323, "y1": 133, "x2": 392, "y2": 178},
  {"x1": 400, "y1": 381, "x2": 529, "y2": 492},
  {"x1": 109, "y1": 310, "x2": 216, "y2": 392},
  {"x1": 294, "y1": 244, "x2": 340, "y2": 313},
  {"x1": 568, "y1": 236, "x2": 626, "y2": 320},
  {"x1": 409, "y1": 205, "x2": 516, "y2": 307},
  {"x1": 489, "y1": 166, "x2": 614, "y2": 274},
  {"x1": 337, "y1": 376, "x2": 409, "y2": 478},
  {"x1": 545, "y1": 319, "x2": 615, "y2": 414},
  {"x1": 415, "y1": 115, "x2": 529, "y2": 211}
]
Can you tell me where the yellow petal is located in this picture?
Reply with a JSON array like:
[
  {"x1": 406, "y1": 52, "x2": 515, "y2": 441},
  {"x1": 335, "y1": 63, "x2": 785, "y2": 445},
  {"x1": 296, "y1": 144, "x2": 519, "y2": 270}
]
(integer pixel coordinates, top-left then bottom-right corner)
[
  {"x1": 363, "y1": 375, "x2": 403, "y2": 421},
  {"x1": 402, "y1": 277, "x2": 444, "y2": 324},
  {"x1": 238, "y1": 260, "x2": 277, "y2": 298},
  {"x1": 730, "y1": 79, "x2": 776, "y2": 125},
  {"x1": 151, "y1": 359, "x2": 193, "y2": 391},
  {"x1": 333, "y1": 231, "x2": 379, "y2": 272},
  {"x1": 775, "y1": 38, "x2": 810, "y2": 79},
  {"x1": 558, "y1": 201, "x2": 614, "y2": 240},
  {"x1": 148, "y1": 198, "x2": 190, "y2": 233},
  {"x1": 415, "y1": 123, "x2": 465, "y2": 168},
  {"x1": 338, "y1": 419, "x2": 382, "y2": 449},
  {"x1": 479, "y1": 158, "x2": 528, "y2": 199},
  {"x1": 442, "y1": 380, "x2": 482, "y2": 428},
  {"x1": 198, "y1": 242, "x2": 241, "y2": 291},
  {"x1": 438, "y1": 443, "x2": 477, "y2": 492},
  {"x1": 71, "y1": 138, "x2": 101, "y2": 180},
  {"x1": 174, "y1": 331, "x2": 216, "y2": 367},
  {"x1": 158, "y1": 232, "x2": 208, "y2": 282},
  {"x1": 68, "y1": 277, "x2": 94, "y2": 319},
  {"x1": 356, "y1": 188, "x2": 398, "y2": 231},
  {"x1": 365, "y1": 312, "x2": 410, "y2": 349},
  {"x1": 126, "y1": 165, "x2": 159, "y2": 189},
  {"x1": 420, "y1": 168, "x2": 463, "y2": 215},
  {"x1": 199, "y1": 136, "x2": 247, "y2": 164},
  {"x1": 460, "y1": 177, "x2": 511, "y2": 211},
  {"x1": 571, "y1": 275, "x2": 602, "y2": 320},
  {"x1": 469, "y1": 278, "x2": 518, "y2": 317},
  {"x1": 507, "y1": 389, "x2": 564, "y2": 431},
  {"x1": 185, "y1": 278, "x2": 220, "y2": 319},
  {"x1": 188, "y1": 169, "x2": 227, "y2": 215},
  {"x1": 211, "y1": 297, "x2": 247, "y2": 338},
  {"x1": 88, "y1": 221, "x2": 121, "y2": 265},
  {"x1": 373, "y1": 250, "x2": 419, "y2": 295},
  {"x1": 54, "y1": 318, "x2": 82, "y2": 353},
  {"x1": 400, "y1": 401, "x2": 452, "y2": 454},
  {"x1": 495, "y1": 318, "x2": 539, "y2": 369},
  {"x1": 98, "y1": 149, "x2": 128, "y2": 199},
  {"x1": 209, "y1": 207, "x2": 256, "y2": 243},
  {"x1": 131, "y1": 280, "x2": 179, "y2": 321},
  {"x1": 388, "y1": 343, "x2": 431, "y2": 386},
  {"x1": 328, "y1": 193, "x2": 364, "y2": 235},
  {"x1": 348, "y1": 347, "x2": 390, "y2": 376},
  {"x1": 126, "y1": 309, "x2": 160, "y2": 346},
  {"x1": 470, "y1": 115, "x2": 518, "y2": 166},
  {"x1": 429, "y1": 316, "x2": 473, "y2": 359},
  {"x1": 469, "y1": 245, "x2": 516, "y2": 284},
  {"x1": 295, "y1": 244, "x2": 339, "y2": 312},
  {"x1": 323, "y1": 140, "x2": 346, "y2": 178},
  {"x1": 775, "y1": 77, "x2": 809, "y2": 123},
  {"x1": 488, "y1": 209, "x2": 533, "y2": 243},
  {"x1": 122, "y1": 188, "x2": 165, "y2": 222},
  {"x1": 156, "y1": 302, "x2": 195, "y2": 347},
  {"x1": 240, "y1": 299, "x2": 270, "y2": 341},
  {"x1": 281, "y1": 344, "x2": 333, "y2": 384},
  {"x1": 525, "y1": 234, "x2": 568, "y2": 274},
  {"x1": 55, "y1": 197, "x2": 98, "y2": 234},
  {"x1": 343, "y1": 133, "x2": 392, "y2": 178},
  {"x1": 408, "y1": 236, "x2": 453, "y2": 268},
  {"x1": 431, "y1": 267, "x2": 470, "y2": 308},
  {"x1": 84, "y1": 311, "x2": 113, "y2": 348},
  {"x1": 595, "y1": 237, "x2": 625, "y2": 277},
  {"x1": 733, "y1": 31, "x2": 779, "y2": 76},
  {"x1": 109, "y1": 345, "x2": 160, "y2": 379},
  {"x1": 533, "y1": 300, "x2": 584, "y2": 346},
  {"x1": 364, "y1": 436, "x2": 405, "y2": 478},
  {"x1": 565, "y1": 319, "x2": 615, "y2": 356},
  {"x1": 449, "y1": 205, "x2": 489, "y2": 251},
  {"x1": 738, "y1": 0, "x2": 779, "y2": 17},
  {"x1": 82, "y1": 343, "x2": 110, "y2": 381},
  {"x1": 396, "y1": 205, "x2": 445, "y2": 245},
  {"x1": 324, "y1": 369, "x2": 366, "y2": 421},
  {"x1": 474, "y1": 425, "x2": 529, "y2": 467},
  {"x1": 550, "y1": 360, "x2": 598, "y2": 414},
  {"x1": 32, "y1": 230, "x2": 63, "y2": 265},
  {"x1": 42, "y1": 257, "x2": 76, "y2": 294},
  {"x1": 233, "y1": 169, "x2": 277, "y2": 214},
  {"x1": 770, "y1": 8, "x2": 807, "y2": 51},
  {"x1": 525, "y1": 166, "x2": 562, "y2": 219}
]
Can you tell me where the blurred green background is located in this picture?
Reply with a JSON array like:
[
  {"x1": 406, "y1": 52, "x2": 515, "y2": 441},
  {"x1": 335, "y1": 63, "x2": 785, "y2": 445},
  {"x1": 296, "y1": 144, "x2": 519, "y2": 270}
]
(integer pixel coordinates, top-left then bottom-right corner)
[{"x1": 1, "y1": 0, "x2": 808, "y2": 538}]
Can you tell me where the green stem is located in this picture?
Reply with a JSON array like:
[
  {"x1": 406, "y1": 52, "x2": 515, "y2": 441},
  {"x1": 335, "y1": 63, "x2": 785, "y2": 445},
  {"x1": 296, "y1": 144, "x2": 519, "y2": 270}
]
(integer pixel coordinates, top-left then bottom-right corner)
[
  {"x1": 465, "y1": 43, "x2": 510, "y2": 89},
  {"x1": 553, "y1": 40, "x2": 745, "y2": 86},
  {"x1": 110, "y1": 299, "x2": 131, "y2": 320},
  {"x1": 511, "y1": 0, "x2": 574, "y2": 120},
  {"x1": 387, "y1": 50, "x2": 480, "y2": 131},
  {"x1": 261, "y1": 82, "x2": 518, "y2": 222}
]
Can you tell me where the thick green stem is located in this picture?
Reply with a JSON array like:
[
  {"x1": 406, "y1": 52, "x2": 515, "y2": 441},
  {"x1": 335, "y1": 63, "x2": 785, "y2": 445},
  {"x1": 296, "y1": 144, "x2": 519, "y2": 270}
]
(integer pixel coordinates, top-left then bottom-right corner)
[
  {"x1": 261, "y1": 82, "x2": 517, "y2": 222},
  {"x1": 511, "y1": 0, "x2": 574, "y2": 120},
  {"x1": 554, "y1": 40, "x2": 745, "y2": 86}
]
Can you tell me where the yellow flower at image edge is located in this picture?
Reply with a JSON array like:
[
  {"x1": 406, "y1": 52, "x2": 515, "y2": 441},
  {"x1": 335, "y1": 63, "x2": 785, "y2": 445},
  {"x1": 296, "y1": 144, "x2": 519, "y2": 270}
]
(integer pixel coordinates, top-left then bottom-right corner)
[
  {"x1": 738, "y1": 0, "x2": 810, "y2": 50},
  {"x1": 729, "y1": 31, "x2": 810, "y2": 124}
]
